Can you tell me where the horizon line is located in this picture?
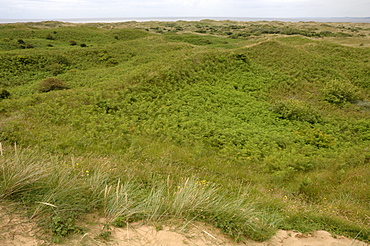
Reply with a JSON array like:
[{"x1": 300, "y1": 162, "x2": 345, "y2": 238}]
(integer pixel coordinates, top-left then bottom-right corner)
[{"x1": 1, "y1": 16, "x2": 370, "y2": 24}]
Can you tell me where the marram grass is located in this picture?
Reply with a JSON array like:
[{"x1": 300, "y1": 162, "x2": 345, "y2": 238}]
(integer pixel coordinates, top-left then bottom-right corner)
[
  {"x1": 0, "y1": 146, "x2": 276, "y2": 242},
  {"x1": 0, "y1": 147, "x2": 49, "y2": 199}
]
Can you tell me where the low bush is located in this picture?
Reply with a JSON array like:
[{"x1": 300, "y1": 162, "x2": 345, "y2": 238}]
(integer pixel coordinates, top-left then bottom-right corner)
[
  {"x1": 322, "y1": 80, "x2": 363, "y2": 105},
  {"x1": 0, "y1": 89, "x2": 11, "y2": 99},
  {"x1": 272, "y1": 98, "x2": 321, "y2": 123},
  {"x1": 69, "y1": 40, "x2": 77, "y2": 46},
  {"x1": 37, "y1": 77, "x2": 69, "y2": 92},
  {"x1": 295, "y1": 127, "x2": 336, "y2": 148}
]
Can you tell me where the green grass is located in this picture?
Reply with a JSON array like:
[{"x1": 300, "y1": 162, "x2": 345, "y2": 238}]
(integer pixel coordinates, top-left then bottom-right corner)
[{"x1": 0, "y1": 20, "x2": 370, "y2": 244}]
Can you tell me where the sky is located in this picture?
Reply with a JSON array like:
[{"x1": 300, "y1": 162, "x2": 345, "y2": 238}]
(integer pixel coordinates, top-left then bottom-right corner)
[{"x1": 0, "y1": 0, "x2": 369, "y2": 20}]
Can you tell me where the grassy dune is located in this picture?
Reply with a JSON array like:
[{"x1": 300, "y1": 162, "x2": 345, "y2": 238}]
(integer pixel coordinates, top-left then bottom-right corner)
[{"x1": 0, "y1": 20, "x2": 369, "y2": 243}]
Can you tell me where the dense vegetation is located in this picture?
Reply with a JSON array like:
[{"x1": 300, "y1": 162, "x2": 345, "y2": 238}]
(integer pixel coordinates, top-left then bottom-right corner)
[{"x1": 0, "y1": 20, "x2": 370, "y2": 244}]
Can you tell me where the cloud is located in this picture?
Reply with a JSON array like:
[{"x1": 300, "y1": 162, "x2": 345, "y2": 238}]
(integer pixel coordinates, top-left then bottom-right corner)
[{"x1": 0, "y1": 0, "x2": 369, "y2": 19}]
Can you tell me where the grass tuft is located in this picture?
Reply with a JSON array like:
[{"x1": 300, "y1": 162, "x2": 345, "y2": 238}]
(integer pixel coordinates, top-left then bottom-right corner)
[{"x1": 0, "y1": 147, "x2": 49, "y2": 199}]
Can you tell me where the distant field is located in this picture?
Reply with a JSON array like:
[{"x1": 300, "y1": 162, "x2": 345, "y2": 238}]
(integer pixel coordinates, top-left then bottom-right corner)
[{"x1": 0, "y1": 20, "x2": 369, "y2": 244}]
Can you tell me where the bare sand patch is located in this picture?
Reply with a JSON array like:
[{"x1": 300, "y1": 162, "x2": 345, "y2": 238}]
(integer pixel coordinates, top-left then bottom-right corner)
[
  {"x1": 61, "y1": 217, "x2": 370, "y2": 246},
  {"x1": 0, "y1": 203, "x2": 46, "y2": 246}
]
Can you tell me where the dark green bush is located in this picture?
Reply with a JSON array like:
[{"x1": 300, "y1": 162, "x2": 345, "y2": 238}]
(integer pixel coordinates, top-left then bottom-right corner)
[
  {"x1": 46, "y1": 33, "x2": 55, "y2": 40},
  {"x1": 52, "y1": 55, "x2": 70, "y2": 66},
  {"x1": 69, "y1": 40, "x2": 77, "y2": 46},
  {"x1": 19, "y1": 42, "x2": 34, "y2": 49},
  {"x1": 37, "y1": 77, "x2": 69, "y2": 92},
  {"x1": 0, "y1": 89, "x2": 11, "y2": 99}
]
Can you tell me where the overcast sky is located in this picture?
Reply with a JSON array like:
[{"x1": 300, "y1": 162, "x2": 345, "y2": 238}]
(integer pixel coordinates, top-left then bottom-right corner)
[{"x1": 1, "y1": 0, "x2": 369, "y2": 20}]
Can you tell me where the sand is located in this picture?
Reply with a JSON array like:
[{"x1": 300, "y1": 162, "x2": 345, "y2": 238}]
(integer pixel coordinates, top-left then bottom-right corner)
[
  {"x1": 1, "y1": 204, "x2": 369, "y2": 246},
  {"x1": 103, "y1": 224, "x2": 370, "y2": 246},
  {"x1": 0, "y1": 204, "x2": 46, "y2": 246}
]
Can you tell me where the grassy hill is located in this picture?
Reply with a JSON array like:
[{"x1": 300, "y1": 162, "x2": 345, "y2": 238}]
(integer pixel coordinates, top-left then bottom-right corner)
[{"x1": 0, "y1": 20, "x2": 369, "y2": 243}]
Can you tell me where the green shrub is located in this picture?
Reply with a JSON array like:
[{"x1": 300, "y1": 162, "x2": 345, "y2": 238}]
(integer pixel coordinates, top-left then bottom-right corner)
[
  {"x1": 46, "y1": 33, "x2": 55, "y2": 40},
  {"x1": 26, "y1": 43, "x2": 34, "y2": 48},
  {"x1": 322, "y1": 80, "x2": 363, "y2": 105},
  {"x1": 69, "y1": 40, "x2": 77, "y2": 46},
  {"x1": 295, "y1": 127, "x2": 336, "y2": 148},
  {"x1": 37, "y1": 77, "x2": 69, "y2": 92},
  {"x1": 272, "y1": 99, "x2": 321, "y2": 123},
  {"x1": 49, "y1": 63, "x2": 65, "y2": 75},
  {"x1": 52, "y1": 55, "x2": 70, "y2": 66}
]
